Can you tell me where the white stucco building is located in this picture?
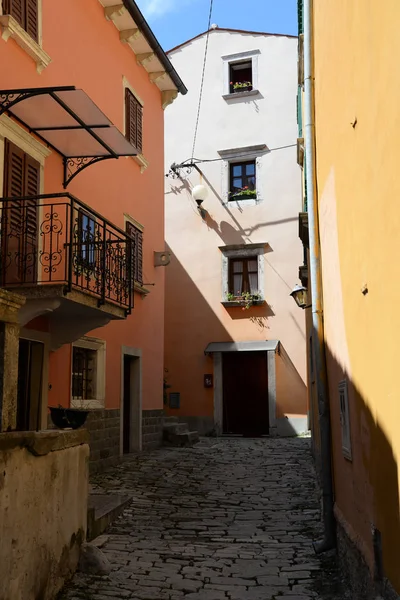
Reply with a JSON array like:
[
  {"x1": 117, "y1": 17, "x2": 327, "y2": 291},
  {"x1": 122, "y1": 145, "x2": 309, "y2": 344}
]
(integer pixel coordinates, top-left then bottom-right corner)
[{"x1": 164, "y1": 27, "x2": 307, "y2": 437}]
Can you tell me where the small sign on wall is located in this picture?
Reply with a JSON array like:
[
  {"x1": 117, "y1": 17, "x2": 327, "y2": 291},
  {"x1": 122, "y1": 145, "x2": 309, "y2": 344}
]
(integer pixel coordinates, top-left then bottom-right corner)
[{"x1": 204, "y1": 374, "x2": 213, "y2": 388}]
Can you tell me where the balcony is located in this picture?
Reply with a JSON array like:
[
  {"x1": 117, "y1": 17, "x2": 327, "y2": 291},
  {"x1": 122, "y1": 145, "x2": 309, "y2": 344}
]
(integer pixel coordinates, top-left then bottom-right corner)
[{"x1": 0, "y1": 193, "x2": 133, "y2": 348}]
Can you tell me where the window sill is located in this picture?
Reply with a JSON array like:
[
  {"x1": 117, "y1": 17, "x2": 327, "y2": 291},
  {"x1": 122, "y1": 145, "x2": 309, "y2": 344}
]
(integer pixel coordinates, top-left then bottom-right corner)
[
  {"x1": 70, "y1": 399, "x2": 104, "y2": 410},
  {"x1": 134, "y1": 282, "x2": 150, "y2": 295},
  {"x1": 131, "y1": 153, "x2": 149, "y2": 173},
  {"x1": 222, "y1": 89, "x2": 260, "y2": 101},
  {"x1": 0, "y1": 15, "x2": 51, "y2": 73},
  {"x1": 222, "y1": 300, "x2": 265, "y2": 308}
]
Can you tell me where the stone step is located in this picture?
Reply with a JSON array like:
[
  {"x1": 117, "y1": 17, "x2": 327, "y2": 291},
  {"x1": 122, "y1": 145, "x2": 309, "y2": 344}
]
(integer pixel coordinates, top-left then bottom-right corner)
[
  {"x1": 163, "y1": 422, "x2": 189, "y2": 435},
  {"x1": 164, "y1": 429, "x2": 200, "y2": 448},
  {"x1": 163, "y1": 416, "x2": 179, "y2": 424},
  {"x1": 87, "y1": 493, "x2": 131, "y2": 541}
]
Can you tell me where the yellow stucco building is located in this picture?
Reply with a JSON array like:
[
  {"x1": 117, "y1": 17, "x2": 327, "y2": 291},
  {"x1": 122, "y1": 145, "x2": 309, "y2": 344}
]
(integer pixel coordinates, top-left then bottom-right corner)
[{"x1": 297, "y1": 1, "x2": 400, "y2": 598}]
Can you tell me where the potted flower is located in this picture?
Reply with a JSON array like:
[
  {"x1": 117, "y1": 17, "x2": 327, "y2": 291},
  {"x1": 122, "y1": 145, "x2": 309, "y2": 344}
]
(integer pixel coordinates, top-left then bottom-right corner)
[
  {"x1": 226, "y1": 291, "x2": 263, "y2": 310},
  {"x1": 49, "y1": 404, "x2": 89, "y2": 429},
  {"x1": 229, "y1": 186, "x2": 257, "y2": 201},
  {"x1": 231, "y1": 81, "x2": 253, "y2": 93}
]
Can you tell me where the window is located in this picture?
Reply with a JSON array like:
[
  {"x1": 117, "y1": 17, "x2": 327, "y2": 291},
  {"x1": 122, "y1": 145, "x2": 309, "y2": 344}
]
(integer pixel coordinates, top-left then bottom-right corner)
[
  {"x1": 220, "y1": 243, "x2": 265, "y2": 304},
  {"x1": 125, "y1": 88, "x2": 143, "y2": 154},
  {"x1": 77, "y1": 210, "x2": 96, "y2": 269},
  {"x1": 229, "y1": 257, "x2": 258, "y2": 296},
  {"x1": 229, "y1": 60, "x2": 252, "y2": 94},
  {"x1": 126, "y1": 220, "x2": 143, "y2": 286},
  {"x1": 229, "y1": 160, "x2": 256, "y2": 201},
  {"x1": 339, "y1": 380, "x2": 352, "y2": 460},
  {"x1": 72, "y1": 346, "x2": 96, "y2": 401},
  {"x1": 2, "y1": 0, "x2": 38, "y2": 40}
]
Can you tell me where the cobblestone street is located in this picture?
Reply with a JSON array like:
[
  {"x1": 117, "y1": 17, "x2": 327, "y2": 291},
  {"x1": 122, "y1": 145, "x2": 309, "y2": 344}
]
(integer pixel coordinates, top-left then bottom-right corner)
[{"x1": 60, "y1": 438, "x2": 343, "y2": 600}]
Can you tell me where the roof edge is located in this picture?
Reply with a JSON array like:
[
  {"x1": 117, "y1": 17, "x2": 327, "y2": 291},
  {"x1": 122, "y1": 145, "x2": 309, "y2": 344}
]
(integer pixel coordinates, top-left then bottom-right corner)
[
  {"x1": 122, "y1": 0, "x2": 187, "y2": 95},
  {"x1": 168, "y1": 27, "x2": 297, "y2": 54}
]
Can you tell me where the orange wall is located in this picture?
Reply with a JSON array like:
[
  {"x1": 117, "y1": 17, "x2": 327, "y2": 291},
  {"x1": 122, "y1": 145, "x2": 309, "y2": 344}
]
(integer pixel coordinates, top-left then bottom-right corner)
[{"x1": 1, "y1": 0, "x2": 166, "y2": 410}]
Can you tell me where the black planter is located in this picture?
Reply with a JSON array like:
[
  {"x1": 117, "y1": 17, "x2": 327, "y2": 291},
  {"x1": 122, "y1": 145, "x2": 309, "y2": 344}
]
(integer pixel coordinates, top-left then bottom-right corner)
[{"x1": 49, "y1": 406, "x2": 89, "y2": 430}]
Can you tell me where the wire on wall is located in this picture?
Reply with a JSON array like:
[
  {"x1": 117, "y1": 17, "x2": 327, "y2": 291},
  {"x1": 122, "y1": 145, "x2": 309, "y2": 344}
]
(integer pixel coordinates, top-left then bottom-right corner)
[{"x1": 190, "y1": 0, "x2": 214, "y2": 161}]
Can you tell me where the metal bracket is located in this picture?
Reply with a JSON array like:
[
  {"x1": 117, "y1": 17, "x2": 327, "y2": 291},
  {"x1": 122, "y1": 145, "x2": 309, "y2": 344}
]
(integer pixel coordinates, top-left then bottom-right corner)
[{"x1": 63, "y1": 156, "x2": 116, "y2": 188}]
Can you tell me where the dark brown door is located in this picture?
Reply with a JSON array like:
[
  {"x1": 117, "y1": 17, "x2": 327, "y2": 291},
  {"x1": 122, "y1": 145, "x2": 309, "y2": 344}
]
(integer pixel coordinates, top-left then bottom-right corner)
[
  {"x1": 222, "y1": 351, "x2": 269, "y2": 436},
  {"x1": 2, "y1": 139, "x2": 39, "y2": 284},
  {"x1": 123, "y1": 355, "x2": 132, "y2": 453},
  {"x1": 17, "y1": 338, "x2": 44, "y2": 431}
]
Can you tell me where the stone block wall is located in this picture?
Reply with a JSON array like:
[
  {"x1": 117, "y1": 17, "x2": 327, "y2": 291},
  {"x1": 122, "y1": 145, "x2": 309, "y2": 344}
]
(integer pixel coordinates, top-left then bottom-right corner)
[
  {"x1": 85, "y1": 409, "x2": 120, "y2": 474},
  {"x1": 0, "y1": 429, "x2": 89, "y2": 600},
  {"x1": 142, "y1": 409, "x2": 163, "y2": 450}
]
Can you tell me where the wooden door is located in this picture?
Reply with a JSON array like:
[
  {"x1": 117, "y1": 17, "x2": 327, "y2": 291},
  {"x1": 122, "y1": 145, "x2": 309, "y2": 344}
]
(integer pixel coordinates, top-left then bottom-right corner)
[
  {"x1": 17, "y1": 339, "x2": 44, "y2": 431},
  {"x1": 123, "y1": 355, "x2": 132, "y2": 453},
  {"x1": 222, "y1": 351, "x2": 269, "y2": 436},
  {"x1": 2, "y1": 139, "x2": 39, "y2": 284}
]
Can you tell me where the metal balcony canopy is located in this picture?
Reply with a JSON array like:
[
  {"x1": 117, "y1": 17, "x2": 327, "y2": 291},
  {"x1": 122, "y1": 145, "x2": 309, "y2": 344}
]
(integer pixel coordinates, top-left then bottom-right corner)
[
  {"x1": 204, "y1": 340, "x2": 280, "y2": 355},
  {"x1": 0, "y1": 86, "x2": 138, "y2": 187}
]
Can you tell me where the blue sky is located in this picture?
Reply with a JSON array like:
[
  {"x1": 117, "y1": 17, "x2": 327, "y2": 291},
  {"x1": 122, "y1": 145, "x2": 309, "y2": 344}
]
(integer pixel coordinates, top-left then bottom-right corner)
[{"x1": 135, "y1": 0, "x2": 298, "y2": 52}]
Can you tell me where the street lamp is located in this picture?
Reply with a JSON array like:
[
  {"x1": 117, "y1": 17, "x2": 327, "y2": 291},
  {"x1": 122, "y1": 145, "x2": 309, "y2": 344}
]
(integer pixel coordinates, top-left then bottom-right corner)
[
  {"x1": 290, "y1": 284, "x2": 311, "y2": 309},
  {"x1": 191, "y1": 184, "x2": 208, "y2": 207}
]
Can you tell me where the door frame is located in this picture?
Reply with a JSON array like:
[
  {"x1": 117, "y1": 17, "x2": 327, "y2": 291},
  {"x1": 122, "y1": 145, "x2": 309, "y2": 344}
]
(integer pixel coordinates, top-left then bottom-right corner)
[
  {"x1": 19, "y1": 327, "x2": 50, "y2": 430},
  {"x1": 213, "y1": 348, "x2": 277, "y2": 435},
  {"x1": 120, "y1": 346, "x2": 142, "y2": 454}
]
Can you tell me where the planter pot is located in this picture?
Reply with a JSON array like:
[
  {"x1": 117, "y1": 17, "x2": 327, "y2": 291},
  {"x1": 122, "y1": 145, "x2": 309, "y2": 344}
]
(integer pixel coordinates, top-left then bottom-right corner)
[
  {"x1": 49, "y1": 406, "x2": 89, "y2": 430},
  {"x1": 233, "y1": 86, "x2": 252, "y2": 93}
]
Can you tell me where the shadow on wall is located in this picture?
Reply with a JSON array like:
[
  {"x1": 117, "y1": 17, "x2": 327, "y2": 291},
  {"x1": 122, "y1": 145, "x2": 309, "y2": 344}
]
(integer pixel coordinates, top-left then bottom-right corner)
[{"x1": 312, "y1": 343, "x2": 400, "y2": 600}]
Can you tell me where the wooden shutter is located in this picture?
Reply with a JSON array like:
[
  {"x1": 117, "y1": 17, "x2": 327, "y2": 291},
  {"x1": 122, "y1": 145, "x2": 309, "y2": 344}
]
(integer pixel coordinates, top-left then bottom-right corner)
[
  {"x1": 125, "y1": 88, "x2": 143, "y2": 154},
  {"x1": 136, "y1": 103, "x2": 143, "y2": 154},
  {"x1": 24, "y1": 153, "x2": 39, "y2": 239},
  {"x1": 136, "y1": 229, "x2": 143, "y2": 285},
  {"x1": 25, "y1": 0, "x2": 38, "y2": 41},
  {"x1": 125, "y1": 221, "x2": 143, "y2": 285},
  {"x1": 2, "y1": 0, "x2": 25, "y2": 28},
  {"x1": 2, "y1": 140, "x2": 39, "y2": 284}
]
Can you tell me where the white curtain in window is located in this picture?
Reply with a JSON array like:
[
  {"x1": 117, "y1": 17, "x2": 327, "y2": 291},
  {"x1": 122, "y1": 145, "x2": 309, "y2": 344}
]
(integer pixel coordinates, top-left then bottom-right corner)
[
  {"x1": 233, "y1": 261, "x2": 243, "y2": 294},
  {"x1": 248, "y1": 259, "x2": 258, "y2": 293}
]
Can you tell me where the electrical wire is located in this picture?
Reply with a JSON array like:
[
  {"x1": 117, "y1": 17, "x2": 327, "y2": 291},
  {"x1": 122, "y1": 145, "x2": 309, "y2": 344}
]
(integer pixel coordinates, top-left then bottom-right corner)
[{"x1": 190, "y1": 0, "x2": 214, "y2": 161}]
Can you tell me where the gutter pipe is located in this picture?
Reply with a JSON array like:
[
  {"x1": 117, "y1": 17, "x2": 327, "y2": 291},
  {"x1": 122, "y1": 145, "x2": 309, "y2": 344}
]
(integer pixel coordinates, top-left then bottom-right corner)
[
  {"x1": 122, "y1": 0, "x2": 188, "y2": 96},
  {"x1": 303, "y1": 0, "x2": 336, "y2": 553}
]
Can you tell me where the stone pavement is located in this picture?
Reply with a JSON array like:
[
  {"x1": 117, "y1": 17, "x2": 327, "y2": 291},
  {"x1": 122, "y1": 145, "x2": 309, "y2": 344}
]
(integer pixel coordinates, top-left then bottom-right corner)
[{"x1": 59, "y1": 437, "x2": 344, "y2": 600}]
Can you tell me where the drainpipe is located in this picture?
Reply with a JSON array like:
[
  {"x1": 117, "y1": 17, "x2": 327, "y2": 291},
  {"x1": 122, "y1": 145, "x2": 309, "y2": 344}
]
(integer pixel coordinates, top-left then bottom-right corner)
[{"x1": 303, "y1": 0, "x2": 336, "y2": 553}]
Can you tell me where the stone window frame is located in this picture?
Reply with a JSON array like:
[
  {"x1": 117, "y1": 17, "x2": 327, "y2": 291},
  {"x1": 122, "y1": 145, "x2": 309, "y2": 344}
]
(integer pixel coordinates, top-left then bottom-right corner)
[
  {"x1": 218, "y1": 144, "x2": 268, "y2": 207},
  {"x1": 70, "y1": 336, "x2": 106, "y2": 409},
  {"x1": 122, "y1": 75, "x2": 149, "y2": 173},
  {"x1": 222, "y1": 49, "x2": 261, "y2": 100},
  {"x1": 0, "y1": 0, "x2": 51, "y2": 73},
  {"x1": 219, "y1": 243, "x2": 266, "y2": 304}
]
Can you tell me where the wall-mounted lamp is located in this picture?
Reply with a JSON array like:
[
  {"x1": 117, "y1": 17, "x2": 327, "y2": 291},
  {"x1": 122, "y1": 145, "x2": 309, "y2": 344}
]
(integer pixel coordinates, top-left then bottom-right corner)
[
  {"x1": 290, "y1": 284, "x2": 311, "y2": 309},
  {"x1": 191, "y1": 184, "x2": 208, "y2": 207}
]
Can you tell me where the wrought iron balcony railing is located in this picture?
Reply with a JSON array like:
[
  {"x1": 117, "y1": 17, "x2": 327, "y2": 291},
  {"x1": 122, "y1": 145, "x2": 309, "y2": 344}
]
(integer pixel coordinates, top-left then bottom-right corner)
[{"x1": 0, "y1": 193, "x2": 133, "y2": 313}]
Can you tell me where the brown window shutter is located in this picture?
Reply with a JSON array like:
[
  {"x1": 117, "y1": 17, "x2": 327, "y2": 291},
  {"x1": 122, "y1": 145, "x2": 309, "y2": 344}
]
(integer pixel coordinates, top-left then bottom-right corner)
[
  {"x1": 136, "y1": 103, "x2": 143, "y2": 154},
  {"x1": 25, "y1": 0, "x2": 38, "y2": 41},
  {"x1": 24, "y1": 152, "x2": 39, "y2": 240},
  {"x1": 125, "y1": 88, "x2": 143, "y2": 154},
  {"x1": 2, "y1": 0, "x2": 25, "y2": 28},
  {"x1": 125, "y1": 221, "x2": 143, "y2": 285},
  {"x1": 136, "y1": 229, "x2": 143, "y2": 285}
]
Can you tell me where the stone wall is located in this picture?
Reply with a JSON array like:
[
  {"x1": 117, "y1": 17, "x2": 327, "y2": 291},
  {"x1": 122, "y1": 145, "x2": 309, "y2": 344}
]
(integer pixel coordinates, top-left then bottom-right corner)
[
  {"x1": 0, "y1": 429, "x2": 89, "y2": 600},
  {"x1": 336, "y1": 512, "x2": 400, "y2": 600},
  {"x1": 142, "y1": 409, "x2": 163, "y2": 450},
  {"x1": 85, "y1": 409, "x2": 120, "y2": 474}
]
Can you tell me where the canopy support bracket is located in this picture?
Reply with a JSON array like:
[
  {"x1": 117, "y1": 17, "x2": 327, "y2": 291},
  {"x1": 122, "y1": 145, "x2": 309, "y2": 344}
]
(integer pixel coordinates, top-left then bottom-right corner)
[{"x1": 63, "y1": 156, "x2": 116, "y2": 188}]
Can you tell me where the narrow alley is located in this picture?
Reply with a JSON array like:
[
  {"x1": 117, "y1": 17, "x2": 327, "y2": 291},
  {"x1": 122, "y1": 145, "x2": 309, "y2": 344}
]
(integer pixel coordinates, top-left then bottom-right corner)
[{"x1": 60, "y1": 438, "x2": 343, "y2": 600}]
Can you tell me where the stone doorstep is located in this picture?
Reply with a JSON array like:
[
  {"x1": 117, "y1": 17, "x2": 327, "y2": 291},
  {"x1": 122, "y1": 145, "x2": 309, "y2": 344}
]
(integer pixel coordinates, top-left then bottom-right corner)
[{"x1": 87, "y1": 493, "x2": 132, "y2": 541}]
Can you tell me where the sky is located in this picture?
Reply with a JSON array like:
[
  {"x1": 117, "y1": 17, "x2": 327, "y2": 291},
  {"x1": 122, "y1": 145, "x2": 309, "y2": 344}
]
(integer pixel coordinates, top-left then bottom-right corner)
[{"x1": 135, "y1": 0, "x2": 298, "y2": 52}]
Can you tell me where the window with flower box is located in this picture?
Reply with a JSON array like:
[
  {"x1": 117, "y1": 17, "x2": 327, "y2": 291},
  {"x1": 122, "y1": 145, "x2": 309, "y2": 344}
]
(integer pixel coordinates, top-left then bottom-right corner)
[
  {"x1": 229, "y1": 60, "x2": 253, "y2": 94},
  {"x1": 229, "y1": 160, "x2": 256, "y2": 201}
]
